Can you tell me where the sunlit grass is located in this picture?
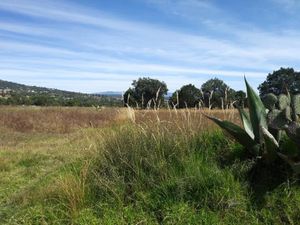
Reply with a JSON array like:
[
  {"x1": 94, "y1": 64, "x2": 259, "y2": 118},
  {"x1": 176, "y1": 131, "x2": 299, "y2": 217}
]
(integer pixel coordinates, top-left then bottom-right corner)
[{"x1": 0, "y1": 107, "x2": 300, "y2": 224}]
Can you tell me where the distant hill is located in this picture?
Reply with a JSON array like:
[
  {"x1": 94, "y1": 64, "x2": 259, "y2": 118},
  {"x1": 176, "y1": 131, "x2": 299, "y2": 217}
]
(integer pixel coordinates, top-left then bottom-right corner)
[
  {"x1": 0, "y1": 79, "x2": 122, "y2": 107},
  {"x1": 0, "y1": 79, "x2": 87, "y2": 97}
]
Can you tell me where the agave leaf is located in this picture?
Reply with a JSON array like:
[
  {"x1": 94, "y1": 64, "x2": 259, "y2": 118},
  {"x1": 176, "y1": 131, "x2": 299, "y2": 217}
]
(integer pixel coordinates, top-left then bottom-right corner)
[
  {"x1": 205, "y1": 115, "x2": 255, "y2": 148},
  {"x1": 260, "y1": 126, "x2": 279, "y2": 162},
  {"x1": 238, "y1": 107, "x2": 254, "y2": 140},
  {"x1": 245, "y1": 78, "x2": 267, "y2": 142},
  {"x1": 278, "y1": 153, "x2": 300, "y2": 174}
]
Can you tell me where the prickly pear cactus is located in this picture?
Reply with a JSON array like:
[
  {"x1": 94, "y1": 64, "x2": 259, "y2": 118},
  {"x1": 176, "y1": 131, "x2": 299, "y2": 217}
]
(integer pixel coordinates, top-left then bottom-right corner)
[
  {"x1": 278, "y1": 94, "x2": 290, "y2": 110},
  {"x1": 292, "y1": 94, "x2": 300, "y2": 121},
  {"x1": 263, "y1": 92, "x2": 296, "y2": 143},
  {"x1": 284, "y1": 106, "x2": 292, "y2": 121},
  {"x1": 267, "y1": 108, "x2": 291, "y2": 130},
  {"x1": 284, "y1": 121, "x2": 300, "y2": 147},
  {"x1": 262, "y1": 93, "x2": 278, "y2": 110}
]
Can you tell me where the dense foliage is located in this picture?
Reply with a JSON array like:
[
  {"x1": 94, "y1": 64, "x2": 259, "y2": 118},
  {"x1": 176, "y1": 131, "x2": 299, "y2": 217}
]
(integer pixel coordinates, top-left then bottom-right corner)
[
  {"x1": 201, "y1": 78, "x2": 236, "y2": 109},
  {"x1": 168, "y1": 79, "x2": 247, "y2": 109},
  {"x1": 258, "y1": 68, "x2": 300, "y2": 96},
  {"x1": 124, "y1": 77, "x2": 168, "y2": 108},
  {"x1": 169, "y1": 84, "x2": 202, "y2": 108}
]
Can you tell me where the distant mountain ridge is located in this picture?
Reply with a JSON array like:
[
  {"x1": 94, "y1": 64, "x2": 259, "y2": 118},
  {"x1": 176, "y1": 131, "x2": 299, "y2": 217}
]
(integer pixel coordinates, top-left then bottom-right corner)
[
  {"x1": 0, "y1": 79, "x2": 88, "y2": 97},
  {"x1": 0, "y1": 79, "x2": 122, "y2": 107}
]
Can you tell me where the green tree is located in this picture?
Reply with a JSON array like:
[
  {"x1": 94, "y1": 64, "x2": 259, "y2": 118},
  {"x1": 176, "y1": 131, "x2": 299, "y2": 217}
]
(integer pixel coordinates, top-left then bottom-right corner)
[
  {"x1": 258, "y1": 68, "x2": 300, "y2": 96},
  {"x1": 234, "y1": 90, "x2": 247, "y2": 108},
  {"x1": 170, "y1": 84, "x2": 202, "y2": 108},
  {"x1": 201, "y1": 78, "x2": 235, "y2": 109},
  {"x1": 31, "y1": 94, "x2": 56, "y2": 106},
  {"x1": 124, "y1": 77, "x2": 168, "y2": 108},
  {"x1": 123, "y1": 88, "x2": 136, "y2": 107},
  {"x1": 0, "y1": 97, "x2": 7, "y2": 105}
]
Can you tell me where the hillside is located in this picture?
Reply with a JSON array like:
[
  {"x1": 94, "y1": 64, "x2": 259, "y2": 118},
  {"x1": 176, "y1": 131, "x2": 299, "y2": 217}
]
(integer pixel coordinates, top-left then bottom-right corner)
[
  {"x1": 0, "y1": 79, "x2": 122, "y2": 107},
  {"x1": 0, "y1": 79, "x2": 91, "y2": 97}
]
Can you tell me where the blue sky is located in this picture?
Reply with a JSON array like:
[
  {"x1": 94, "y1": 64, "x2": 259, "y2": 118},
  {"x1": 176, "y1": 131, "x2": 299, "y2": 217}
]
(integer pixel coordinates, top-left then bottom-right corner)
[{"x1": 0, "y1": 0, "x2": 299, "y2": 93}]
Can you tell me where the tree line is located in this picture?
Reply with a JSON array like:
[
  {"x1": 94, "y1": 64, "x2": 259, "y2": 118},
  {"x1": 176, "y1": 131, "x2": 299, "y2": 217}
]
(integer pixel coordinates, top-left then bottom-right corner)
[
  {"x1": 124, "y1": 68, "x2": 300, "y2": 109},
  {"x1": 1, "y1": 67, "x2": 298, "y2": 108}
]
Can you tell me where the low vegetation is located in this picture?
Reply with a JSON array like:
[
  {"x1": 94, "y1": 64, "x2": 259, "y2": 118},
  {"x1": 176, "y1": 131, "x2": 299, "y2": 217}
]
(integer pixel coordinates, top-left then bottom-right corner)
[{"x1": 1, "y1": 106, "x2": 300, "y2": 224}]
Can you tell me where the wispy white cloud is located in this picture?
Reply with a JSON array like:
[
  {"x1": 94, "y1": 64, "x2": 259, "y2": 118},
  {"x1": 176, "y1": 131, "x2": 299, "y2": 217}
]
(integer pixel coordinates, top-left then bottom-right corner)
[
  {"x1": 270, "y1": 0, "x2": 300, "y2": 11},
  {"x1": 146, "y1": 0, "x2": 220, "y2": 18},
  {"x1": 0, "y1": 0, "x2": 299, "y2": 92}
]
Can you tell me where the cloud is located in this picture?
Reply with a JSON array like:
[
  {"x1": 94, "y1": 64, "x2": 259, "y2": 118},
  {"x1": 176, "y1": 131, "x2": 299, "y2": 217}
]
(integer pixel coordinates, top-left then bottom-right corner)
[
  {"x1": 270, "y1": 0, "x2": 300, "y2": 10},
  {"x1": 146, "y1": 0, "x2": 220, "y2": 18},
  {"x1": 0, "y1": 0, "x2": 299, "y2": 92}
]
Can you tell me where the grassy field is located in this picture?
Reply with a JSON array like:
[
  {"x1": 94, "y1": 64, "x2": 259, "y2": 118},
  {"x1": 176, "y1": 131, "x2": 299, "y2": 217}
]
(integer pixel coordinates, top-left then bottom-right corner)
[{"x1": 0, "y1": 106, "x2": 300, "y2": 224}]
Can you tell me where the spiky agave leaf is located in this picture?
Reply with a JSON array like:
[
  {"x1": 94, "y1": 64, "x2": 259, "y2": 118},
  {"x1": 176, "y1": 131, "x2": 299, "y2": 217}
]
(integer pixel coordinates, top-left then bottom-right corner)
[
  {"x1": 260, "y1": 126, "x2": 279, "y2": 162},
  {"x1": 238, "y1": 107, "x2": 255, "y2": 140},
  {"x1": 245, "y1": 78, "x2": 267, "y2": 142},
  {"x1": 205, "y1": 115, "x2": 256, "y2": 149}
]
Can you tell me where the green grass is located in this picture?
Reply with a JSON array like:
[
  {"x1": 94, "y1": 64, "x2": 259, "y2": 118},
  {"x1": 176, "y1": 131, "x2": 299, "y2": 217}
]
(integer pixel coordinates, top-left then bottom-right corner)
[{"x1": 1, "y1": 113, "x2": 300, "y2": 224}]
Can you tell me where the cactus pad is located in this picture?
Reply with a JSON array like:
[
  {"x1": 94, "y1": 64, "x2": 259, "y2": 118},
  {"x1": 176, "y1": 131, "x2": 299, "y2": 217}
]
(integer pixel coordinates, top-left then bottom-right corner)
[
  {"x1": 284, "y1": 106, "x2": 292, "y2": 121},
  {"x1": 284, "y1": 121, "x2": 300, "y2": 147},
  {"x1": 292, "y1": 94, "x2": 300, "y2": 120},
  {"x1": 278, "y1": 94, "x2": 290, "y2": 110},
  {"x1": 267, "y1": 109, "x2": 288, "y2": 129},
  {"x1": 262, "y1": 93, "x2": 278, "y2": 110}
]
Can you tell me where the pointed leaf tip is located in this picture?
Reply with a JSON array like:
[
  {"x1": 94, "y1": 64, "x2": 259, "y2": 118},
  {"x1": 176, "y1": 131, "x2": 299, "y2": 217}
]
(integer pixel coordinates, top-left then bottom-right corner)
[{"x1": 245, "y1": 78, "x2": 267, "y2": 142}]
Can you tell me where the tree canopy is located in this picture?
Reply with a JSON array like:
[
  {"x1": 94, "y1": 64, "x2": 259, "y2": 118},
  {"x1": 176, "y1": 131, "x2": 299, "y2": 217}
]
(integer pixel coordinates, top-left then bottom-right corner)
[
  {"x1": 234, "y1": 90, "x2": 247, "y2": 108},
  {"x1": 124, "y1": 77, "x2": 168, "y2": 108},
  {"x1": 201, "y1": 78, "x2": 236, "y2": 109},
  {"x1": 258, "y1": 68, "x2": 300, "y2": 96},
  {"x1": 169, "y1": 84, "x2": 202, "y2": 108}
]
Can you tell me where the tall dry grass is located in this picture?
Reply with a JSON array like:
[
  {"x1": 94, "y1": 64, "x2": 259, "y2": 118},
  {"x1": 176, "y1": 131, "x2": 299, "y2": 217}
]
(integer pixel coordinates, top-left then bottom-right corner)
[
  {"x1": 0, "y1": 106, "x2": 124, "y2": 133},
  {"x1": 0, "y1": 106, "x2": 240, "y2": 134},
  {"x1": 125, "y1": 108, "x2": 240, "y2": 136}
]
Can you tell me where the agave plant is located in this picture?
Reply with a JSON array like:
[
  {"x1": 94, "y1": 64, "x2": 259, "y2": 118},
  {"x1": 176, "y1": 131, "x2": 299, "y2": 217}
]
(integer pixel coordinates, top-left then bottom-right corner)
[{"x1": 205, "y1": 78, "x2": 300, "y2": 173}]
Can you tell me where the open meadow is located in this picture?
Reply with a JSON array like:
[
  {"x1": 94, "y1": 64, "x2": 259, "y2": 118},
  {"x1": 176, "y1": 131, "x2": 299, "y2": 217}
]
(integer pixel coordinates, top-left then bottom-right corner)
[{"x1": 0, "y1": 106, "x2": 300, "y2": 224}]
